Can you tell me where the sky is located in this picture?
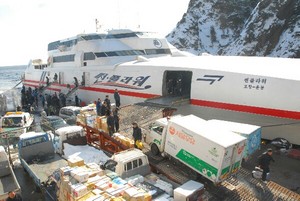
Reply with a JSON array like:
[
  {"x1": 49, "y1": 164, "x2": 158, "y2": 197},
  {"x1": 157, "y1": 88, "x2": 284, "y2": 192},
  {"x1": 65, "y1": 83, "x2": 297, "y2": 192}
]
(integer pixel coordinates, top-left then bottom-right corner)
[{"x1": 0, "y1": 0, "x2": 190, "y2": 66}]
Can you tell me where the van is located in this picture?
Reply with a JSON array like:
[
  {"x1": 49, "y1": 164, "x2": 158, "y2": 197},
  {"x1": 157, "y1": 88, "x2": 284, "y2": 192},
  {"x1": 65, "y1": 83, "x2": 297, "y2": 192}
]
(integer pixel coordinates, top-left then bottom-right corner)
[{"x1": 59, "y1": 106, "x2": 81, "y2": 125}]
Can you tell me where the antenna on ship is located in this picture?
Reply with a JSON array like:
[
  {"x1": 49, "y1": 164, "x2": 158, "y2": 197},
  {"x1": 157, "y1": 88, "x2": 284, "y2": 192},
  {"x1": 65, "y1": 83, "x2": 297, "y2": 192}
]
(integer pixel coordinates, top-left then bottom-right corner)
[{"x1": 95, "y1": 19, "x2": 101, "y2": 32}]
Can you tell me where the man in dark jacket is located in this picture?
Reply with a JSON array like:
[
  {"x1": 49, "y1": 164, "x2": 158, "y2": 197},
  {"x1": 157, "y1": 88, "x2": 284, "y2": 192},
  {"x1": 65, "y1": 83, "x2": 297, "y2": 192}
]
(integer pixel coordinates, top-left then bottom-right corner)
[
  {"x1": 132, "y1": 122, "x2": 142, "y2": 149},
  {"x1": 114, "y1": 89, "x2": 121, "y2": 108},
  {"x1": 107, "y1": 111, "x2": 115, "y2": 136},
  {"x1": 113, "y1": 108, "x2": 120, "y2": 132},
  {"x1": 96, "y1": 98, "x2": 102, "y2": 116},
  {"x1": 104, "y1": 95, "x2": 111, "y2": 110},
  {"x1": 258, "y1": 148, "x2": 275, "y2": 183}
]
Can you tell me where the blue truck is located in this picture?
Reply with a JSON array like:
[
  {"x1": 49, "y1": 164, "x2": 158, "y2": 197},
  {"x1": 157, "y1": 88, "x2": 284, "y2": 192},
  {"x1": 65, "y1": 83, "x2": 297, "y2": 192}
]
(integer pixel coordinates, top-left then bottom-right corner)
[{"x1": 18, "y1": 132, "x2": 67, "y2": 197}]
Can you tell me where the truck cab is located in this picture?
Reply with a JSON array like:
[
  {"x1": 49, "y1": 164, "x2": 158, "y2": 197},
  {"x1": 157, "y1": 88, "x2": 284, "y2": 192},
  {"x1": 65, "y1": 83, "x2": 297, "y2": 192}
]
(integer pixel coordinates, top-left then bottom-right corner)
[
  {"x1": 18, "y1": 132, "x2": 68, "y2": 191},
  {"x1": 101, "y1": 149, "x2": 151, "y2": 179},
  {"x1": 146, "y1": 115, "x2": 182, "y2": 155},
  {"x1": 18, "y1": 132, "x2": 54, "y2": 163},
  {"x1": 0, "y1": 111, "x2": 34, "y2": 137}
]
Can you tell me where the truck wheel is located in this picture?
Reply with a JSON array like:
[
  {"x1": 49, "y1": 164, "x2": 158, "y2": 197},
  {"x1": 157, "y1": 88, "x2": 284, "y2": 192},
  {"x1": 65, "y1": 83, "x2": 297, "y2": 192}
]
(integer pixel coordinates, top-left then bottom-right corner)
[{"x1": 151, "y1": 143, "x2": 159, "y2": 156}]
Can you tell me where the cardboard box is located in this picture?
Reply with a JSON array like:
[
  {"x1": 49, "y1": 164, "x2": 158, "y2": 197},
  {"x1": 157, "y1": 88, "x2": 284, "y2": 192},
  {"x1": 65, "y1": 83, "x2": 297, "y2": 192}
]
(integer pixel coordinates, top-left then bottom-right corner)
[
  {"x1": 71, "y1": 183, "x2": 88, "y2": 198},
  {"x1": 68, "y1": 156, "x2": 85, "y2": 167},
  {"x1": 60, "y1": 166, "x2": 73, "y2": 176}
]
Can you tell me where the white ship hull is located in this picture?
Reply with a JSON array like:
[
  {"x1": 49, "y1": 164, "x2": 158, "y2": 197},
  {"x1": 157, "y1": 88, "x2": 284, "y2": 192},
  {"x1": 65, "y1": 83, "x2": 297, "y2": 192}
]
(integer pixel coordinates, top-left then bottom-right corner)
[{"x1": 23, "y1": 30, "x2": 300, "y2": 145}]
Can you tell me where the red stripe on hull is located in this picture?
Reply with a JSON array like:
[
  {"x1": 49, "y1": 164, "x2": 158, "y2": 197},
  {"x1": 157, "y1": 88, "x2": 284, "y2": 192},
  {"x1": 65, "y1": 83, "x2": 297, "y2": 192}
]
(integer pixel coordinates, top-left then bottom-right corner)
[
  {"x1": 23, "y1": 83, "x2": 61, "y2": 92},
  {"x1": 191, "y1": 99, "x2": 300, "y2": 120},
  {"x1": 82, "y1": 87, "x2": 158, "y2": 99},
  {"x1": 23, "y1": 79, "x2": 158, "y2": 99}
]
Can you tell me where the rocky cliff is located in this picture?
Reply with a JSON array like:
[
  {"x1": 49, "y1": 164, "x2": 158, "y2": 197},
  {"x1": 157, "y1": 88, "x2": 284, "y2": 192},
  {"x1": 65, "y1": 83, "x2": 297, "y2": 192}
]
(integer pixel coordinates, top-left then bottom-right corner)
[{"x1": 167, "y1": 0, "x2": 300, "y2": 58}]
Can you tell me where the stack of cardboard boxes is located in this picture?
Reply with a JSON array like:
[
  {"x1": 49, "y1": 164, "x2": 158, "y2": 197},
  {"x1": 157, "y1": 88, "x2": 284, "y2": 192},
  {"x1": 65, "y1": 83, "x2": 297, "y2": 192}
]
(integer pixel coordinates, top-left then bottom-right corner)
[
  {"x1": 76, "y1": 105, "x2": 97, "y2": 127},
  {"x1": 57, "y1": 157, "x2": 153, "y2": 201}
]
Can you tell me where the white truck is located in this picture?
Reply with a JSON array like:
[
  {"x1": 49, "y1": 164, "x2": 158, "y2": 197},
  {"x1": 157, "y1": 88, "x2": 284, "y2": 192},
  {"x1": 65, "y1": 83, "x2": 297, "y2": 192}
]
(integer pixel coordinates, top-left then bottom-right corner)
[
  {"x1": 0, "y1": 111, "x2": 34, "y2": 147},
  {"x1": 145, "y1": 114, "x2": 247, "y2": 184},
  {"x1": 101, "y1": 148, "x2": 151, "y2": 179},
  {"x1": 0, "y1": 111, "x2": 33, "y2": 135},
  {"x1": 0, "y1": 146, "x2": 21, "y2": 201},
  {"x1": 207, "y1": 119, "x2": 261, "y2": 160}
]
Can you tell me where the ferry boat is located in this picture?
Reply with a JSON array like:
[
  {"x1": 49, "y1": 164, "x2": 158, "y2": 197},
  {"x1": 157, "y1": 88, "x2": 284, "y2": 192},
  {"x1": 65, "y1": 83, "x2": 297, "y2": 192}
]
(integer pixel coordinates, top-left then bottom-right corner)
[{"x1": 23, "y1": 29, "x2": 300, "y2": 145}]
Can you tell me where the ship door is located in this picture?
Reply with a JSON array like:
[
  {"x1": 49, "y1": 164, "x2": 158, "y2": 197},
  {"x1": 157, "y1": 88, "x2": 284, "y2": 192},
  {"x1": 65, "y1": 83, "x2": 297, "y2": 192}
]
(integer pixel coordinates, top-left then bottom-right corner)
[
  {"x1": 59, "y1": 72, "x2": 64, "y2": 84},
  {"x1": 83, "y1": 72, "x2": 90, "y2": 86},
  {"x1": 163, "y1": 71, "x2": 192, "y2": 98}
]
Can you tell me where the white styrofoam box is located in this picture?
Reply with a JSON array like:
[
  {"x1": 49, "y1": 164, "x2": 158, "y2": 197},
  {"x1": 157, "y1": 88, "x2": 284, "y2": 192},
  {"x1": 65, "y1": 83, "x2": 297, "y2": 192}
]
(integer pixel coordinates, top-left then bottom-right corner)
[
  {"x1": 153, "y1": 193, "x2": 171, "y2": 201},
  {"x1": 126, "y1": 174, "x2": 144, "y2": 185},
  {"x1": 174, "y1": 180, "x2": 204, "y2": 201},
  {"x1": 154, "y1": 179, "x2": 173, "y2": 196}
]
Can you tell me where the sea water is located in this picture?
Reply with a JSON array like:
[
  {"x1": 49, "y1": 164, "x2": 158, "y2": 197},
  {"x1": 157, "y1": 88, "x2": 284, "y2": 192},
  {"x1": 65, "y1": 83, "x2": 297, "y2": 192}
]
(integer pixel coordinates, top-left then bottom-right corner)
[
  {"x1": 0, "y1": 65, "x2": 26, "y2": 93},
  {"x1": 0, "y1": 65, "x2": 26, "y2": 112}
]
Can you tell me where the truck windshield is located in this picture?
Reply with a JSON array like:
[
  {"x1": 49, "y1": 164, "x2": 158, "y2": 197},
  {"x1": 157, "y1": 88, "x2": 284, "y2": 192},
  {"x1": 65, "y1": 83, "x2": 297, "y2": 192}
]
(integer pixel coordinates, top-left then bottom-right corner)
[
  {"x1": 2, "y1": 117, "x2": 23, "y2": 128},
  {"x1": 151, "y1": 126, "x2": 164, "y2": 135},
  {"x1": 20, "y1": 136, "x2": 47, "y2": 147},
  {"x1": 50, "y1": 118, "x2": 67, "y2": 129}
]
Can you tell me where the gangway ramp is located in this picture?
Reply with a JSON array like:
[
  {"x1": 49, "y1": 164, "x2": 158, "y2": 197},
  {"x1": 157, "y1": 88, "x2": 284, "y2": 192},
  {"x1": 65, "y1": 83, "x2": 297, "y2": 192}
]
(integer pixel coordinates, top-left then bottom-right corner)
[
  {"x1": 65, "y1": 86, "x2": 79, "y2": 98},
  {"x1": 145, "y1": 95, "x2": 190, "y2": 107}
]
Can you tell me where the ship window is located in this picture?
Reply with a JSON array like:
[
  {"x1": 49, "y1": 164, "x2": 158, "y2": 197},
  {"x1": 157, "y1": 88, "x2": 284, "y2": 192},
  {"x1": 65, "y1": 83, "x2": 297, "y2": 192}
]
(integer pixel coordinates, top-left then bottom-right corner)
[
  {"x1": 145, "y1": 48, "x2": 171, "y2": 55},
  {"x1": 84, "y1": 52, "x2": 95, "y2": 60},
  {"x1": 81, "y1": 35, "x2": 103, "y2": 40},
  {"x1": 47, "y1": 39, "x2": 77, "y2": 51},
  {"x1": 107, "y1": 32, "x2": 138, "y2": 39},
  {"x1": 106, "y1": 51, "x2": 118, "y2": 57},
  {"x1": 48, "y1": 41, "x2": 60, "y2": 51},
  {"x1": 95, "y1": 52, "x2": 107, "y2": 57},
  {"x1": 53, "y1": 54, "x2": 75, "y2": 63}
]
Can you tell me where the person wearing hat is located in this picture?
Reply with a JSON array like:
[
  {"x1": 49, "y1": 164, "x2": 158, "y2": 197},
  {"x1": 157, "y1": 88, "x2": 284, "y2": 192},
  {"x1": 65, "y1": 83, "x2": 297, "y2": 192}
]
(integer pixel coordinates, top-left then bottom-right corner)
[
  {"x1": 258, "y1": 148, "x2": 275, "y2": 183},
  {"x1": 132, "y1": 122, "x2": 142, "y2": 149}
]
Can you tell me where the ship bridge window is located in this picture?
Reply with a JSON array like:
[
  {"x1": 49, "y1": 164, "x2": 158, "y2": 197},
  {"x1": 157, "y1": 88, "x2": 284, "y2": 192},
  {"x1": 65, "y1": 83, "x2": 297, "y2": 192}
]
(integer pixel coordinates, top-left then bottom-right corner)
[
  {"x1": 53, "y1": 54, "x2": 75, "y2": 63},
  {"x1": 47, "y1": 39, "x2": 77, "y2": 51},
  {"x1": 107, "y1": 32, "x2": 138, "y2": 39},
  {"x1": 106, "y1": 52, "x2": 118, "y2": 57},
  {"x1": 95, "y1": 52, "x2": 107, "y2": 58},
  {"x1": 81, "y1": 35, "x2": 103, "y2": 41},
  {"x1": 145, "y1": 48, "x2": 171, "y2": 55},
  {"x1": 84, "y1": 52, "x2": 96, "y2": 60}
]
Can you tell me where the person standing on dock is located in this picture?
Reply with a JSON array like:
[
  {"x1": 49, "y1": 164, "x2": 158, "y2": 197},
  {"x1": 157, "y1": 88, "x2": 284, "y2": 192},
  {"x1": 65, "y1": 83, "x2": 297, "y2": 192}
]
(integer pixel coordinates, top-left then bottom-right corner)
[
  {"x1": 96, "y1": 98, "x2": 102, "y2": 116},
  {"x1": 132, "y1": 122, "x2": 142, "y2": 149},
  {"x1": 104, "y1": 95, "x2": 111, "y2": 110},
  {"x1": 258, "y1": 148, "x2": 275, "y2": 183},
  {"x1": 113, "y1": 108, "x2": 120, "y2": 132},
  {"x1": 107, "y1": 111, "x2": 115, "y2": 136},
  {"x1": 75, "y1": 95, "x2": 79, "y2": 106},
  {"x1": 114, "y1": 89, "x2": 121, "y2": 108}
]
